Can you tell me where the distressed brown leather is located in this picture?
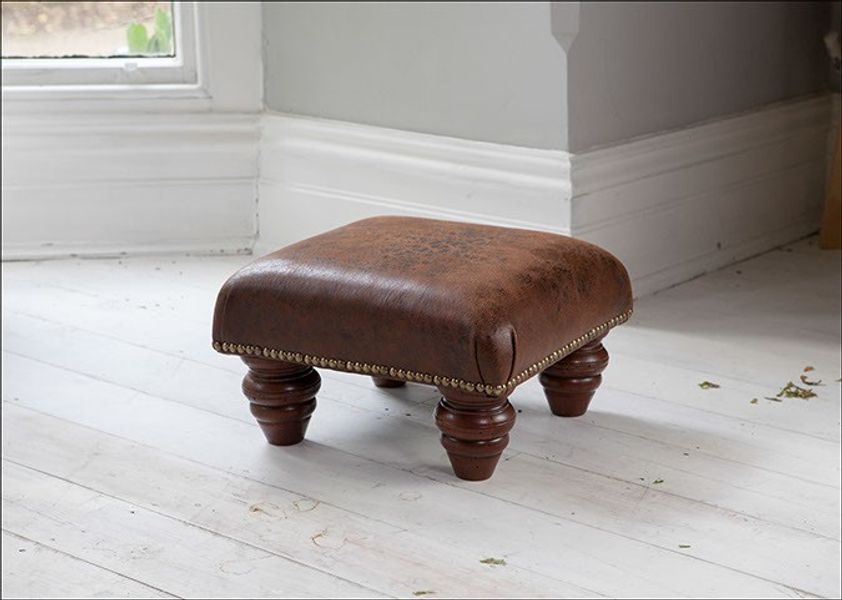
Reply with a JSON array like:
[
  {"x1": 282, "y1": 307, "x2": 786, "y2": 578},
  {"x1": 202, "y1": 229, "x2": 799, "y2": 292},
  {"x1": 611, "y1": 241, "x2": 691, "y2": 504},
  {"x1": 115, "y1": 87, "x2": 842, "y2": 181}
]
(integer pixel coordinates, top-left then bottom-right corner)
[{"x1": 213, "y1": 216, "x2": 632, "y2": 388}]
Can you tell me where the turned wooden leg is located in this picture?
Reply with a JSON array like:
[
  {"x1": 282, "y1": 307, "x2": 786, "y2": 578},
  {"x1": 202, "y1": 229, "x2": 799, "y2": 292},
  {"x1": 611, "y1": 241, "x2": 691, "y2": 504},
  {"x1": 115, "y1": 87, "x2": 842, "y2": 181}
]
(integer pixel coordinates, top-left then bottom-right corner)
[
  {"x1": 241, "y1": 356, "x2": 321, "y2": 445},
  {"x1": 434, "y1": 387, "x2": 516, "y2": 481},
  {"x1": 540, "y1": 336, "x2": 609, "y2": 417},
  {"x1": 371, "y1": 376, "x2": 406, "y2": 388}
]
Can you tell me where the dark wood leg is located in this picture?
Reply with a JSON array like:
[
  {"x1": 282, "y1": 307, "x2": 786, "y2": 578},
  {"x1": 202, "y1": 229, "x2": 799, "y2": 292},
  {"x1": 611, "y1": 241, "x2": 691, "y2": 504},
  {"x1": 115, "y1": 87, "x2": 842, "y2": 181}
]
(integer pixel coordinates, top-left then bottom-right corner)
[
  {"x1": 540, "y1": 337, "x2": 609, "y2": 417},
  {"x1": 371, "y1": 376, "x2": 406, "y2": 388},
  {"x1": 241, "y1": 356, "x2": 321, "y2": 445},
  {"x1": 434, "y1": 387, "x2": 516, "y2": 481}
]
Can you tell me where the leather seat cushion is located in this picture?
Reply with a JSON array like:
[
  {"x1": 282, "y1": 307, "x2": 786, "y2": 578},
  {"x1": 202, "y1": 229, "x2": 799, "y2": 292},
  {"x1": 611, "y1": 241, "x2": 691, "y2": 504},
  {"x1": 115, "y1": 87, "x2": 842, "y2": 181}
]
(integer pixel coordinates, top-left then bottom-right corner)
[{"x1": 213, "y1": 216, "x2": 632, "y2": 396}]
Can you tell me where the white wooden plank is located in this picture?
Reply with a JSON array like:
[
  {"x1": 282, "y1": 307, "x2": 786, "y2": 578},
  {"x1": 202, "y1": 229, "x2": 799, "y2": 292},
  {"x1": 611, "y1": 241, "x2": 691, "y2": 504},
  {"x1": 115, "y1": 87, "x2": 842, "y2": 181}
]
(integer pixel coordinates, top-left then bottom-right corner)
[
  {"x1": 1, "y1": 530, "x2": 176, "y2": 599},
  {"x1": 0, "y1": 353, "x2": 817, "y2": 598},
  {"x1": 4, "y1": 284, "x2": 839, "y2": 483},
  {"x1": 2, "y1": 235, "x2": 839, "y2": 598},
  {"x1": 2, "y1": 403, "x2": 593, "y2": 599},
  {"x1": 1, "y1": 462, "x2": 385, "y2": 599},
  {"x1": 4, "y1": 311, "x2": 838, "y2": 541}
]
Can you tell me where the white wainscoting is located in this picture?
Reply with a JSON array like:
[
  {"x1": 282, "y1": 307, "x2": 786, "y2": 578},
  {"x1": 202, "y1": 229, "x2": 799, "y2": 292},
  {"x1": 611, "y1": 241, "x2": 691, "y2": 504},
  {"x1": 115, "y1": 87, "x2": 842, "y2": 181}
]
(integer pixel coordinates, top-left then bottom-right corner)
[
  {"x1": 255, "y1": 114, "x2": 572, "y2": 255},
  {"x1": 1, "y1": 111, "x2": 260, "y2": 260},
  {"x1": 258, "y1": 95, "x2": 832, "y2": 296}
]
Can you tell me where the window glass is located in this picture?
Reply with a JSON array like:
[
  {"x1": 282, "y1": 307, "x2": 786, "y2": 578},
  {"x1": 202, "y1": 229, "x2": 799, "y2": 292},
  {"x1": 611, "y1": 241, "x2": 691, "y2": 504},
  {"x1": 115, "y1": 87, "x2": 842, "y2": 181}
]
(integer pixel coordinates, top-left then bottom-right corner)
[{"x1": 1, "y1": 2, "x2": 175, "y2": 59}]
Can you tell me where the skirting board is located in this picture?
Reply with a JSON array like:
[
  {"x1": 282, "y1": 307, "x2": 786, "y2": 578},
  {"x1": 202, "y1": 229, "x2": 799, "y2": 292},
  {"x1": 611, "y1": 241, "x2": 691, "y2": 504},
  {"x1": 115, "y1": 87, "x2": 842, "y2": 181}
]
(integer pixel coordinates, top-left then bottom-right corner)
[
  {"x1": 258, "y1": 94, "x2": 833, "y2": 296},
  {"x1": 1, "y1": 111, "x2": 260, "y2": 260},
  {"x1": 255, "y1": 113, "x2": 572, "y2": 256},
  {"x1": 571, "y1": 94, "x2": 833, "y2": 296}
]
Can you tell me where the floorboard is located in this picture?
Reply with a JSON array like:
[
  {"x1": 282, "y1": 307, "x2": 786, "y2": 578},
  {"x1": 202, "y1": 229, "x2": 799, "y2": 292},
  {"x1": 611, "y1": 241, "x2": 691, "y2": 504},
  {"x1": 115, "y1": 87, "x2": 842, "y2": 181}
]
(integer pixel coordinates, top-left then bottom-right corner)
[{"x1": 2, "y1": 237, "x2": 839, "y2": 598}]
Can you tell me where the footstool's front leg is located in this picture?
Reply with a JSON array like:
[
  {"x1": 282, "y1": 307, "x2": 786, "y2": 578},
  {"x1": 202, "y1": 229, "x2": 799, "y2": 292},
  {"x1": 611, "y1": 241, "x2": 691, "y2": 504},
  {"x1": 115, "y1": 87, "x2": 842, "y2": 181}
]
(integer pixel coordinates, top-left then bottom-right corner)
[
  {"x1": 539, "y1": 336, "x2": 609, "y2": 417},
  {"x1": 241, "y1": 356, "x2": 321, "y2": 445},
  {"x1": 435, "y1": 387, "x2": 516, "y2": 481}
]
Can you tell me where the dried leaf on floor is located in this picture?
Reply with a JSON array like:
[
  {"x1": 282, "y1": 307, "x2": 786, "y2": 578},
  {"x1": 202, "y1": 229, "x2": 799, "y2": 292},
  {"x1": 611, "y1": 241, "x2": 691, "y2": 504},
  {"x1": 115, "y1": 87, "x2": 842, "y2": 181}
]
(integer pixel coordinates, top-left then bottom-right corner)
[
  {"x1": 412, "y1": 591, "x2": 435, "y2": 597},
  {"x1": 653, "y1": 479, "x2": 664, "y2": 484},
  {"x1": 776, "y1": 381, "x2": 817, "y2": 399},
  {"x1": 479, "y1": 557, "x2": 507, "y2": 566},
  {"x1": 799, "y1": 375, "x2": 824, "y2": 386},
  {"x1": 698, "y1": 381, "x2": 720, "y2": 390},
  {"x1": 764, "y1": 397, "x2": 783, "y2": 402}
]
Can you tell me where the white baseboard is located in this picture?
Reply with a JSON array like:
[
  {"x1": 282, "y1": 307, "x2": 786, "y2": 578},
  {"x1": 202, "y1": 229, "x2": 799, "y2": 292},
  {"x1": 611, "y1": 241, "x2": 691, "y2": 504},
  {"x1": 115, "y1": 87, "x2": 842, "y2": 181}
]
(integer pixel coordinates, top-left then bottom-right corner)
[
  {"x1": 1, "y1": 111, "x2": 260, "y2": 260},
  {"x1": 571, "y1": 95, "x2": 832, "y2": 296},
  {"x1": 255, "y1": 113, "x2": 571, "y2": 255},
  {"x1": 3, "y1": 95, "x2": 832, "y2": 296},
  {"x1": 258, "y1": 95, "x2": 832, "y2": 296}
]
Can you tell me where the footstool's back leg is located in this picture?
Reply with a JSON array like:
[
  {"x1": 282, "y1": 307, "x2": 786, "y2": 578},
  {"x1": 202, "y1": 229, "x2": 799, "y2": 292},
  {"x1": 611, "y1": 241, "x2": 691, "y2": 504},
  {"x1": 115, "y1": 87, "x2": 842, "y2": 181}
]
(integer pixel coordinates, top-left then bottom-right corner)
[
  {"x1": 371, "y1": 376, "x2": 406, "y2": 388},
  {"x1": 539, "y1": 336, "x2": 609, "y2": 417},
  {"x1": 241, "y1": 356, "x2": 321, "y2": 445},
  {"x1": 435, "y1": 388, "x2": 516, "y2": 481}
]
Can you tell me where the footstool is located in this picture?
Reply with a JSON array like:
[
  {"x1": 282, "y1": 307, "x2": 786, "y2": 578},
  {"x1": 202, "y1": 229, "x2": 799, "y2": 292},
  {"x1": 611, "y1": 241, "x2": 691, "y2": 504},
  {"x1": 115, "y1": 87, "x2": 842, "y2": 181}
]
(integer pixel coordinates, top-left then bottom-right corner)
[{"x1": 212, "y1": 216, "x2": 632, "y2": 480}]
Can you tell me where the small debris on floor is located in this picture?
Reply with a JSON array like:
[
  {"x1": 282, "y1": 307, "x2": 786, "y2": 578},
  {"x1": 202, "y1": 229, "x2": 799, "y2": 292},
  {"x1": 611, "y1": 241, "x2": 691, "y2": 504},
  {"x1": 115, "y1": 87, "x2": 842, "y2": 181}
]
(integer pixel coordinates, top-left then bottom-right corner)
[
  {"x1": 775, "y1": 381, "x2": 817, "y2": 399},
  {"x1": 803, "y1": 366, "x2": 815, "y2": 372},
  {"x1": 479, "y1": 557, "x2": 507, "y2": 566},
  {"x1": 750, "y1": 398, "x2": 758, "y2": 404},
  {"x1": 310, "y1": 529, "x2": 327, "y2": 546},
  {"x1": 682, "y1": 452, "x2": 690, "y2": 456},
  {"x1": 799, "y1": 375, "x2": 824, "y2": 386},
  {"x1": 763, "y1": 397, "x2": 783, "y2": 402},
  {"x1": 698, "y1": 381, "x2": 720, "y2": 390},
  {"x1": 678, "y1": 544, "x2": 691, "y2": 549},
  {"x1": 653, "y1": 479, "x2": 664, "y2": 485},
  {"x1": 412, "y1": 591, "x2": 435, "y2": 597}
]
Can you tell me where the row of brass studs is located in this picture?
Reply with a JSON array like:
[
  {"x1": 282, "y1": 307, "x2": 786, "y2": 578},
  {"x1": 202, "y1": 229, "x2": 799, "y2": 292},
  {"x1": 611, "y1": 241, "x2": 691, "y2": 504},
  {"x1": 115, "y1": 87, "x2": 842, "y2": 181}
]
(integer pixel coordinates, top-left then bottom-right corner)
[{"x1": 213, "y1": 308, "x2": 632, "y2": 397}]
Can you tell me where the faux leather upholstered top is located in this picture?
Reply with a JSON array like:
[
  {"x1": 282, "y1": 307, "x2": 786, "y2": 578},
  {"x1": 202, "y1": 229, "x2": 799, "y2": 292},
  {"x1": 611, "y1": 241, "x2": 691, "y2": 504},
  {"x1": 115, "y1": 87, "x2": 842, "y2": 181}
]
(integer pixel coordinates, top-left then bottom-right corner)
[{"x1": 213, "y1": 216, "x2": 632, "y2": 396}]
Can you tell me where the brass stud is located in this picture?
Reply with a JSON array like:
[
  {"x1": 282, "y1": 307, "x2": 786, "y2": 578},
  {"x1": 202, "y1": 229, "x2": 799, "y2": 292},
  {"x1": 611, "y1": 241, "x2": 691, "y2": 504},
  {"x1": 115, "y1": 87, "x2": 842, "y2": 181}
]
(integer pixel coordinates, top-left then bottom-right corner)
[
  {"x1": 423, "y1": 374, "x2": 433, "y2": 384},
  {"x1": 433, "y1": 375, "x2": 441, "y2": 385},
  {"x1": 396, "y1": 369, "x2": 405, "y2": 379},
  {"x1": 212, "y1": 341, "x2": 221, "y2": 351},
  {"x1": 465, "y1": 382, "x2": 475, "y2": 393},
  {"x1": 328, "y1": 359, "x2": 337, "y2": 369},
  {"x1": 389, "y1": 368, "x2": 397, "y2": 378},
  {"x1": 362, "y1": 364, "x2": 371, "y2": 373},
  {"x1": 440, "y1": 377, "x2": 450, "y2": 387}
]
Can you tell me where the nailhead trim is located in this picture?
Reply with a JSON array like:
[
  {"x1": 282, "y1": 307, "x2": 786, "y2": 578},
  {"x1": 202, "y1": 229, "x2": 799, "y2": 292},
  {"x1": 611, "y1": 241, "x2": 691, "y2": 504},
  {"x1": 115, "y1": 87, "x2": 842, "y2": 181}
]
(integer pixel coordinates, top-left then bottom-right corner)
[{"x1": 213, "y1": 308, "x2": 632, "y2": 397}]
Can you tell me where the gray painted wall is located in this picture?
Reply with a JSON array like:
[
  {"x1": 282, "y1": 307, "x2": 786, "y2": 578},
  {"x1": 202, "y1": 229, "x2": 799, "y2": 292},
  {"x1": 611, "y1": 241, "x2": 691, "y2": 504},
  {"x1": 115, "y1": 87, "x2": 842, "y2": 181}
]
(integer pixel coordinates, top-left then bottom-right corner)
[
  {"x1": 262, "y1": 1, "x2": 566, "y2": 150},
  {"x1": 567, "y1": 1, "x2": 830, "y2": 152}
]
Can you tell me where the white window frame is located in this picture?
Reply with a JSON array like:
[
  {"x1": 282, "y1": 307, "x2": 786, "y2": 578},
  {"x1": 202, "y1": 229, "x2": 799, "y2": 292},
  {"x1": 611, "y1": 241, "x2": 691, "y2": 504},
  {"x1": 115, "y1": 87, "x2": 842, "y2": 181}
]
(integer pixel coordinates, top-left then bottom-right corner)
[{"x1": 1, "y1": 2, "x2": 199, "y2": 89}]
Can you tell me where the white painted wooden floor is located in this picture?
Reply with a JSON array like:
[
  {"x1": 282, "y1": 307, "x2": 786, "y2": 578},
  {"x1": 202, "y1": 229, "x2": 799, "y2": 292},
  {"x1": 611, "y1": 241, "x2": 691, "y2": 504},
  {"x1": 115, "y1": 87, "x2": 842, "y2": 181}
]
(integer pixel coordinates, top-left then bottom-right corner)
[{"x1": 2, "y1": 238, "x2": 840, "y2": 599}]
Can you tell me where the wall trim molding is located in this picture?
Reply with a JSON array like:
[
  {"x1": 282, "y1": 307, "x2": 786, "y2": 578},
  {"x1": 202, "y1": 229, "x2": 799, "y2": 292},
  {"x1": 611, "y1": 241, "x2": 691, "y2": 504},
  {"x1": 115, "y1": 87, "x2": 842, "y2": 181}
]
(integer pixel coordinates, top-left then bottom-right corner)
[
  {"x1": 257, "y1": 95, "x2": 832, "y2": 296},
  {"x1": 2, "y1": 110, "x2": 260, "y2": 260},
  {"x1": 570, "y1": 94, "x2": 832, "y2": 296},
  {"x1": 3, "y1": 94, "x2": 832, "y2": 296},
  {"x1": 256, "y1": 112, "x2": 572, "y2": 256}
]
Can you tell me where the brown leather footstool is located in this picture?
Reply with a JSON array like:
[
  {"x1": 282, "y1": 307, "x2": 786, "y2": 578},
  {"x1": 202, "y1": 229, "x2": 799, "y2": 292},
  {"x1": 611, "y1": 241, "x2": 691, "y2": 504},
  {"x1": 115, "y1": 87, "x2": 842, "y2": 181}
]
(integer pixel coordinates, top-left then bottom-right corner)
[{"x1": 212, "y1": 216, "x2": 632, "y2": 481}]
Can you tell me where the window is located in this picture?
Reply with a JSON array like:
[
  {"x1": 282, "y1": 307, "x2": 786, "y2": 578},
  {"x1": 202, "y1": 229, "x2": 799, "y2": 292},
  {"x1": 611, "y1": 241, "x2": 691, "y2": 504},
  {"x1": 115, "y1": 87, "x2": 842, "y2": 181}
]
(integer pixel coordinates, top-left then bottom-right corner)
[{"x1": 1, "y1": 1, "x2": 197, "y2": 88}]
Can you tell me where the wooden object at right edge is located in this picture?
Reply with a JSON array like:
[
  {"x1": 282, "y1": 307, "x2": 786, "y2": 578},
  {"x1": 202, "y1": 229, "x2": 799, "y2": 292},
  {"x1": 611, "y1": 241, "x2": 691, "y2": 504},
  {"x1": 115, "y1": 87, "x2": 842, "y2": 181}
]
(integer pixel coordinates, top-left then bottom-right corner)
[{"x1": 820, "y1": 123, "x2": 842, "y2": 249}]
